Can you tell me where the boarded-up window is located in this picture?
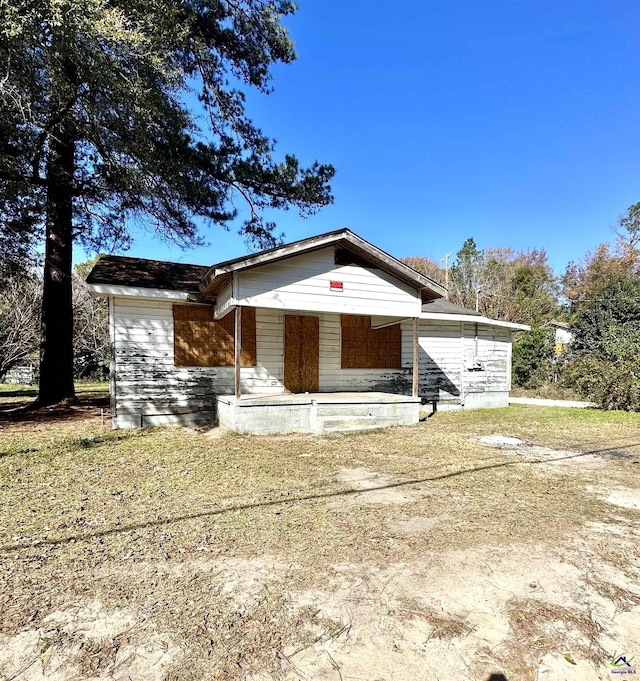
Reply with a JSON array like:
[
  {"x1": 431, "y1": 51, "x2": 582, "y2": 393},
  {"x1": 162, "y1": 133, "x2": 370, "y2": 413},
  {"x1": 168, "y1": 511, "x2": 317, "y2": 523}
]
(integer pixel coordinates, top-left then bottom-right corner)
[
  {"x1": 341, "y1": 315, "x2": 401, "y2": 369},
  {"x1": 173, "y1": 305, "x2": 257, "y2": 367}
]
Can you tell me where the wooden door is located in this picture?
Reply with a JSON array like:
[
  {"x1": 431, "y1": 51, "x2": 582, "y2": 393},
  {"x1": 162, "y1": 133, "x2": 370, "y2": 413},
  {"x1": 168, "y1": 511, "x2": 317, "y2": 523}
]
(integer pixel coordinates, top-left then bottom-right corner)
[{"x1": 284, "y1": 315, "x2": 319, "y2": 393}]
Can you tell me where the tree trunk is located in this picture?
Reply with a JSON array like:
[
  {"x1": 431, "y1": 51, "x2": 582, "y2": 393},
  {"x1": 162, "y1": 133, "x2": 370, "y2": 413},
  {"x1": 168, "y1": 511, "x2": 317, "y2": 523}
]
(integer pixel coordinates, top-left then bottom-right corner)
[{"x1": 37, "y1": 119, "x2": 76, "y2": 406}]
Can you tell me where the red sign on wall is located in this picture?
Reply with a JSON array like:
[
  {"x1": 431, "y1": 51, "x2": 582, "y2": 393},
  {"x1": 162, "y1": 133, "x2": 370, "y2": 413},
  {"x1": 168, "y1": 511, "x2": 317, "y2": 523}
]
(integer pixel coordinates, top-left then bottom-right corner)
[{"x1": 330, "y1": 281, "x2": 344, "y2": 292}]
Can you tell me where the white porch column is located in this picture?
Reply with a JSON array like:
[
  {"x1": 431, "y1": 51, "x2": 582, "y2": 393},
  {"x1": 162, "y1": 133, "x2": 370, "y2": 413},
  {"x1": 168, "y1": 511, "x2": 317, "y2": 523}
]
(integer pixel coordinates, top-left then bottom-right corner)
[
  {"x1": 234, "y1": 306, "x2": 242, "y2": 399},
  {"x1": 412, "y1": 317, "x2": 419, "y2": 397}
]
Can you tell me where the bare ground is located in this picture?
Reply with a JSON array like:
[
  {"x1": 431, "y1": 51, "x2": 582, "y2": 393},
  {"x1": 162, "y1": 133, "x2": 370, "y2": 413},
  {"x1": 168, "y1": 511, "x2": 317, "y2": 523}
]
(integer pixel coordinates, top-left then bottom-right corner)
[{"x1": 0, "y1": 403, "x2": 639, "y2": 680}]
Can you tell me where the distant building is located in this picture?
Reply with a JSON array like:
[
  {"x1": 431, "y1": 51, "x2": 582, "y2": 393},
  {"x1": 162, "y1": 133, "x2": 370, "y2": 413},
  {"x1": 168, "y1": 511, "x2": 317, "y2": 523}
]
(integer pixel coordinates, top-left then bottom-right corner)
[
  {"x1": 3, "y1": 364, "x2": 36, "y2": 385},
  {"x1": 549, "y1": 321, "x2": 573, "y2": 355}
]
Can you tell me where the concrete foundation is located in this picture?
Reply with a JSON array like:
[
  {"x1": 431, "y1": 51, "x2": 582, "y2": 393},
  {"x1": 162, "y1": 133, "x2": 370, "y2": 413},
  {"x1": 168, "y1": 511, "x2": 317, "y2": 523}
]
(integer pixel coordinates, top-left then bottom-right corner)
[
  {"x1": 112, "y1": 391, "x2": 509, "y2": 430},
  {"x1": 114, "y1": 411, "x2": 216, "y2": 429},
  {"x1": 463, "y1": 391, "x2": 509, "y2": 409},
  {"x1": 420, "y1": 391, "x2": 510, "y2": 414},
  {"x1": 216, "y1": 392, "x2": 421, "y2": 435}
]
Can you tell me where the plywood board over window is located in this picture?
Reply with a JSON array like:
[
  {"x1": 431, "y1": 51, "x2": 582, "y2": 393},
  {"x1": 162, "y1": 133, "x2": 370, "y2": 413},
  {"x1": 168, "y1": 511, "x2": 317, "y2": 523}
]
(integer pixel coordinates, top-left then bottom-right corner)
[
  {"x1": 173, "y1": 305, "x2": 256, "y2": 367},
  {"x1": 341, "y1": 314, "x2": 401, "y2": 369}
]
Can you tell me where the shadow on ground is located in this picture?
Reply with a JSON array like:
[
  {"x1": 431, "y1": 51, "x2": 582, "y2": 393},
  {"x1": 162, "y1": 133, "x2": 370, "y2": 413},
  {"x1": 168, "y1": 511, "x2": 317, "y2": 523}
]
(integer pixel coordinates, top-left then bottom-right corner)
[
  {"x1": 2, "y1": 438, "x2": 638, "y2": 553},
  {"x1": 0, "y1": 394, "x2": 110, "y2": 424}
]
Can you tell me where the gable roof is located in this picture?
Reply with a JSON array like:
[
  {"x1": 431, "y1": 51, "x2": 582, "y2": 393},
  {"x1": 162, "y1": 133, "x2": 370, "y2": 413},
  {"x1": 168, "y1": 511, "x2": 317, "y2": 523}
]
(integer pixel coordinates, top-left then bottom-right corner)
[
  {"x1": 86, "y1": 255, "x2": 209, "y2": 293},
  {"x1": 199, "y1": 228, "x2": 446, "y2": 300},
  {"x1": 85, "y1": 229, "x2": 447, "y2": 301}
]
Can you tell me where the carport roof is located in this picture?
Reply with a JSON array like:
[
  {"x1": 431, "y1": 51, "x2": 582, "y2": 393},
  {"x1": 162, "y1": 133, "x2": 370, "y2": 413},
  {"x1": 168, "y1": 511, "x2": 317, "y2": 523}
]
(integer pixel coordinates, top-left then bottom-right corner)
[{"x1": 421, "y1": 298, "x2": 530, "y2": 330}]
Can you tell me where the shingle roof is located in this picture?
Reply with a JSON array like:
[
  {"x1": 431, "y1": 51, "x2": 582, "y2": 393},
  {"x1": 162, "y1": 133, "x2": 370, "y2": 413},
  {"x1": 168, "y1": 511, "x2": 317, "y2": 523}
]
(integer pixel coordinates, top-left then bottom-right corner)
[
  {"x1": 86, "y1": 229, "x2": 448, "y2": 300},
  {"x1": 421, "y1": 299, "x2": 478, "y2": 315},
  {"x1": 86, "y1": 255, "x2": 210, "y2": 292},
  {"x1": 421, "y1": 298, "x2": 531, "y2": 330}
]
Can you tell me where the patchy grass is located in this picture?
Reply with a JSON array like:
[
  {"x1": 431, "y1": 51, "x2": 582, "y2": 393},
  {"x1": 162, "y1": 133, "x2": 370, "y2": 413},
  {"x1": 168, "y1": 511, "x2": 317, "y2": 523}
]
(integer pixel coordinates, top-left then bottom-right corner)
[
  {"x1": 0, "y1": 404, "x2": 639, "y2": 679},
  {"x1": 0, "y1": 383, "x2": 38, "y2": 400},
  {"x1": 0, "y1": 381, "x2": 109, "y2": 404},
  {"x1": 438, "y1": 403, "x2": 640, "y2": 454},
  {"x1": 484, "y1": 597, "x2": 607, "y2": 677}
]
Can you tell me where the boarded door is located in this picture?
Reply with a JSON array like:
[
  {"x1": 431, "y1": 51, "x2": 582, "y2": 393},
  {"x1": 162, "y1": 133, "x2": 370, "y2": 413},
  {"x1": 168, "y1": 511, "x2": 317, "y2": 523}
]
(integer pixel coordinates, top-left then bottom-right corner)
[{"x1": 284, "y1": 315, "x2": 319, "y2": 393}]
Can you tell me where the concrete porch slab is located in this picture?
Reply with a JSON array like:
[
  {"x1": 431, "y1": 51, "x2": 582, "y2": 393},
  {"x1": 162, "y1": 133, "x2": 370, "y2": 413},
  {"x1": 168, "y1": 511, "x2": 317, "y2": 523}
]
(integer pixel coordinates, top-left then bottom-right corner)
[{"x1": 216, "y1": 392, "x2": 420, "y2": 435}]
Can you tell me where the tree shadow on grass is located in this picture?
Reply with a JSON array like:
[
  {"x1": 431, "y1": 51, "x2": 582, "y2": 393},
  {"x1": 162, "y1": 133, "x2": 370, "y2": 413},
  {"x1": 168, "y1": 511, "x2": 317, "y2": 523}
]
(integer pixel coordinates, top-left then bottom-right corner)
[
  {"x1": 0, "y1": 394, "x2": 110, "y2": 425},
  {"x1": 0, "y1": 388, "x2": 38, "y2": 398},
  {"x1": 1, "y1": 440, "x2": 638, "y2": 553}
]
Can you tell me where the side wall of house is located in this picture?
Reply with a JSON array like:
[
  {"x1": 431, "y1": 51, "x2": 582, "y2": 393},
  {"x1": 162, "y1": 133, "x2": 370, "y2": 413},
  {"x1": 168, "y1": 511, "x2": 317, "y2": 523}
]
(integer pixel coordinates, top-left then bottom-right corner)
[
  {"x1": 413, "y1": 320, "x2": 463, "y2": 404},
  {"x1": 414, "y1": 320, "x2": 512, "y2": 408},
  {"x1": 461, "y1": 322, "x2": 512, "y2": 408}
]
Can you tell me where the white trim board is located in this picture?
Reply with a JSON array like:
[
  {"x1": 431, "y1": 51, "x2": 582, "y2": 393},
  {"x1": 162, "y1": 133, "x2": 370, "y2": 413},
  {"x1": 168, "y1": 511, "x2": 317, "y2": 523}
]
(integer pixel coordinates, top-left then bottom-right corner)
[
  {"x1": 87, "y1": 284, "x2": 200, "y2": 301},
  {"x1": 420, "y1": 313, "x2": 529, "y2": 331}
]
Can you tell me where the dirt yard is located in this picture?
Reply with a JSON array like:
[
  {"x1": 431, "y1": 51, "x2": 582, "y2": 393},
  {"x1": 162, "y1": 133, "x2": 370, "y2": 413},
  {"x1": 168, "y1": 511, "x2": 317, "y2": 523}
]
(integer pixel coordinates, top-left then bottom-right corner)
[{"x1": 0, "y1": 402, "x2": 639, "y2": 680}]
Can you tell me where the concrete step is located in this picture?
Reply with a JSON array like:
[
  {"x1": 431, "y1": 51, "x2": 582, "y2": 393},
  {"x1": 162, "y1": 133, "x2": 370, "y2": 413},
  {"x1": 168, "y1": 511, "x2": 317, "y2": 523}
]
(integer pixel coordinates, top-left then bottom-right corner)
[
  {"x1": 323, "y1": 424, "x2": 382, "y2": 433},
  {"x1": 318, "y1": 415, "x2": 379, "y2": 432},
  {"x1": 316, "y1": 406, "x2": 372, "y2": 417}
]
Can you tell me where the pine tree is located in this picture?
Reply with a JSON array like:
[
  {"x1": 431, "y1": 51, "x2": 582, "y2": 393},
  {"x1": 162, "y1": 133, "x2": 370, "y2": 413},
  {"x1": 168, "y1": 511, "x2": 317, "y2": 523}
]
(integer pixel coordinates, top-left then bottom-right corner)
[{"x1": 0, "y1": 0, "x2": 334, "y2": 404}]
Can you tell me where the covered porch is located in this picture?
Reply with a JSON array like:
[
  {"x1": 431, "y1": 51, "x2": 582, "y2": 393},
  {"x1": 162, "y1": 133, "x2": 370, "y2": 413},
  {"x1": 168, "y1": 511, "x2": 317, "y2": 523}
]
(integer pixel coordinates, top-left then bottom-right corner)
[
  {"x1": 210, "y1": 305, "x2": 424, "y2": 434},
  {"x1": 200, "y1": 234, "x2": 433, "y2": 434},
  {"x1": 216, "y1": 391, "x2": 421, "y2": 435}
]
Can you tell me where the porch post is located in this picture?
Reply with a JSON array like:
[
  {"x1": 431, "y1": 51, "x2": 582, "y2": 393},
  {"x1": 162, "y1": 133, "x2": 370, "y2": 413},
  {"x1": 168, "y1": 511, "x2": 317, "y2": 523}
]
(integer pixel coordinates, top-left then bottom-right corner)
[
  {"x1": 234, "y1": 306, "x2": 242, "y2": 399},
  {"x1": 412, "y1": 317, "x2": 419, "y2": 397}
]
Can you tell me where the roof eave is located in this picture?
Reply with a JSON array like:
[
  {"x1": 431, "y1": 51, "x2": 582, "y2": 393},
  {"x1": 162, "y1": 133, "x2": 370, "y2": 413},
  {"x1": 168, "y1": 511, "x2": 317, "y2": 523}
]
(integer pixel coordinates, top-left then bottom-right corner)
[
  {"x1": 420, "y1": 311, "x2": 530, "y2": 330},
  {"x1": 339, "y1": 231, "x2": 446, "y2": 296},
  {"x1": 86, "y1": 283, "x2": 206, "y2": 302}
]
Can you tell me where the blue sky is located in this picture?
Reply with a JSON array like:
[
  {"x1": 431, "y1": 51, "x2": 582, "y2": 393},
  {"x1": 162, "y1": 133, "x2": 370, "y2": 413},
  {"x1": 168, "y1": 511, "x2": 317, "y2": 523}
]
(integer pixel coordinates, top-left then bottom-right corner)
[{"x1": 80, "y1": 0, "x2": 640, "y2": 274}]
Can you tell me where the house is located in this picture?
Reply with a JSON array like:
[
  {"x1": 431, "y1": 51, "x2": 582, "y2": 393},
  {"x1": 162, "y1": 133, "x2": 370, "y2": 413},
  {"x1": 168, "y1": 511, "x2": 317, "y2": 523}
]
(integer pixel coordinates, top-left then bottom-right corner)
[{"x1": 86, "y1": 229, "x2": 529, "y2": 433}]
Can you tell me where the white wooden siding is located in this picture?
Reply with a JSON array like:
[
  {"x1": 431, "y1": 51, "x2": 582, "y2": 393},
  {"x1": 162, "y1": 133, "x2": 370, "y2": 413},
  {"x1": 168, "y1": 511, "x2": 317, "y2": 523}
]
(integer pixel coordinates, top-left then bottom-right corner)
[
  {"x1": 214, "y1": 279, "x2": 234, "y2": 319},
  {"x1": 414, "y1": 320, "x2": 464, "y2": 403},
  {"x1": 112, "y1": 299, "x2": 284, "y2": 418},
  {"x1": 319, "y1": 314, "x2": 412, "y2": 393},
  {"x1": 462, "y1": 322, "x2": 511, "y2": 396},
  {"x1": 111, "y1": 298, "x2": 514, "y2": 419},
  {"x1": 413, "y1": 320, "x2": 512, "y2": 404},
  {"x1": 234, "y1": 247, "x2": 421, "y2": 317}
]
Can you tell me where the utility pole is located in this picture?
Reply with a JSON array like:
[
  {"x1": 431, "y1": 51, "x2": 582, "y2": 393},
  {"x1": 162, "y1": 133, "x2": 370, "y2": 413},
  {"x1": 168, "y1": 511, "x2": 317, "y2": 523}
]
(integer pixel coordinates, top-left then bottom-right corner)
[{"x1": 441, "y1": 252, "x2": 451, "y2": 300}]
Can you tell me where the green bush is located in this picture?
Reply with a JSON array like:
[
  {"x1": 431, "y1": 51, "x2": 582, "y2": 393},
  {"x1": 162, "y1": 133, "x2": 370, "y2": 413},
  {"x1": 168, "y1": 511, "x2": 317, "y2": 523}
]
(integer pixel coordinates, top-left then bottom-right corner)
[
  {"x1": 565, "y1": 277, "x2": 640, "y2": 411},
  {"x1": 571, "y1": 277, "x2": 640, "y2": 353},
  {"x1": 512, "y1": 326, "x2": 555, "y2": 389},
  {"x1": 564, "y1": 322, "x2": 640, "y2": 411}
]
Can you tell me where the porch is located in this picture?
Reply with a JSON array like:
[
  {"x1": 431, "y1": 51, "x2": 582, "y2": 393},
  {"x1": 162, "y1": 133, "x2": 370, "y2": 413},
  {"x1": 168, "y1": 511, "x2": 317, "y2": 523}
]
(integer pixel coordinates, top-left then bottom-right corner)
[{"x1": 216, "y1": 391, "x2": 421, "y2": 435}]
